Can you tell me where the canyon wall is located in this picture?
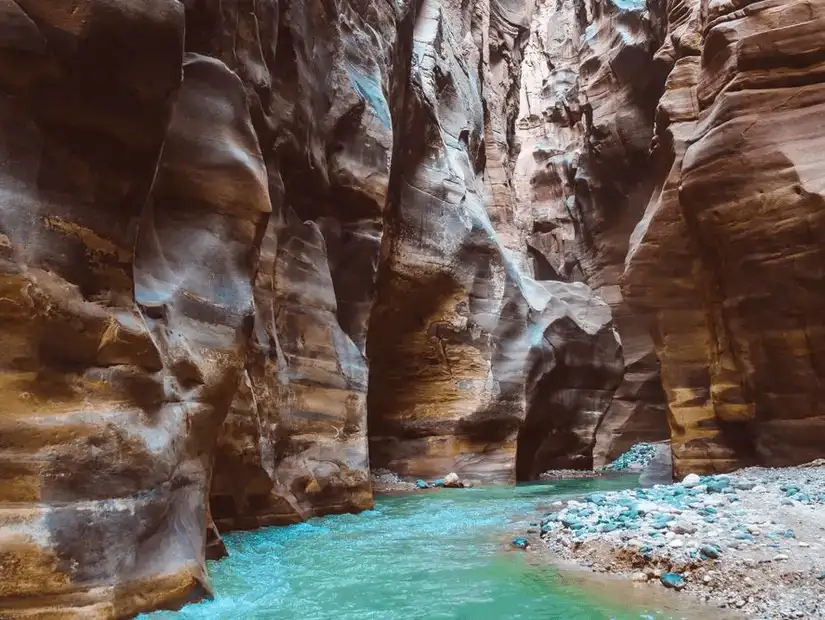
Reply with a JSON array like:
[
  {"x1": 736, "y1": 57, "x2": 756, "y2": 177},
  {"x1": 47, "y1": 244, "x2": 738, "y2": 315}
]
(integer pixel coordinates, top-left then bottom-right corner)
[
  {"x1": 366, "y1": 0, "x2": 623, "y2": 483},
  {"x1": 0, "y1": 0, "x2": 625, "y2": 616},
  {"x1": 0, "y1": 2, "x2": 267, "y2": 615},
  {"x1": 6, "y1": 0, "x2": 824, "y2": 614},
  {"x1": 624, "y1": 0, "x2": 825, "y2": 476},
  {"x1": 514, "y1": 0, "x2": 671, "y2": 465},
  {"x1": 517, "y1": 0, "x2": 825, "y2": 477}
]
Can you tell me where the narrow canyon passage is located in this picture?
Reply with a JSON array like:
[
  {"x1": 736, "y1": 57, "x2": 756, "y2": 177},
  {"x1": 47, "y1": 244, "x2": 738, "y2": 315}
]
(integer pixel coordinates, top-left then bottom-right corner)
[{"x1": 3, "y1": 0, "x2": 825, "y2": 617}]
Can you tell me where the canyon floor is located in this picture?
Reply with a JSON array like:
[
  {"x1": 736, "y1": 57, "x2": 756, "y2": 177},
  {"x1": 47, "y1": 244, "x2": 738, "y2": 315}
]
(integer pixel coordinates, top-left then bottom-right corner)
[{"x1": 535, "y1": 462, "x2": 825, "y2": 619}]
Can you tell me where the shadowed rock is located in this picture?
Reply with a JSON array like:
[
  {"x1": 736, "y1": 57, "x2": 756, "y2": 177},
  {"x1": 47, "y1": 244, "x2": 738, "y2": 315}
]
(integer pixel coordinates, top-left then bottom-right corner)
[
  {"x1": 366, "y1": 0, "x2": 623, "y2": 483},
  {"x1": 513, "y1": 0, "x2": 671, "y2": 466},
  {"x1": 624, "y1": 0, "x2": 825, "y2": 475}
]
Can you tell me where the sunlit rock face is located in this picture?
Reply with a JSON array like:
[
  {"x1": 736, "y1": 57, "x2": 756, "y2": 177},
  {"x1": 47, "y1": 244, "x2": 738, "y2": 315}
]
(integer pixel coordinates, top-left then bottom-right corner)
[
  {"x1": 513, "y1": 0, "x2": 671, "y2": 467},
  {"x1": 0, "y1": 2, "x2": 268, "y2": 615},
  {"x1": 624, "y1": 0, "x2": 825, "y2": 475},
  {"x1": 366, "y1": 0, "x2": 623, "y2": 483},
  {"x1": 192, "y1": 0, "x2": 395, "y2": 532}
]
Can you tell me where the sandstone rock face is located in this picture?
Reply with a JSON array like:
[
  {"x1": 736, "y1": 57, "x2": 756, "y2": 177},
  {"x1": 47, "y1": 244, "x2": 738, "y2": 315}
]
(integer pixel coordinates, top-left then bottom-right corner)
[
  {"x1": 514, "y1": 0, "x2": 671, "y2": 466},
  {"x1": 0, "y1": 2, "x2": 268, "y2": 615},
  {"x1": 196, "y1": 0, "x2": 396, "y2": 532},
  {"x1": 624, "y1": 0, "x2": 825, "y2": 475},
  {"x1": 366, "y1": 0, "x2": 623, "y2": 482},
  {"x1": 0, "y1": 0, "x2": 627, "y2": 615}
]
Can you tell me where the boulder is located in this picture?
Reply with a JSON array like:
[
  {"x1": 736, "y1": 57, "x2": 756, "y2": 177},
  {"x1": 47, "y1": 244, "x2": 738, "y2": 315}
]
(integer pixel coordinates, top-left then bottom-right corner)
[{"x1": 444, "y1": 473, "x2": 461, "y2": 488}]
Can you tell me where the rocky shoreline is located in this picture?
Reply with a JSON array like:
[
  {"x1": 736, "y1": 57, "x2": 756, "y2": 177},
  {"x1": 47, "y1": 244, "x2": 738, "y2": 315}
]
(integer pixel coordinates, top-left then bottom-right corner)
[
  {"x1": 371, "y1": 470, "x2": 474, "y2": 494},
  {"x1": 534, "y1": 462, "x2": 825, "y2": 619}
]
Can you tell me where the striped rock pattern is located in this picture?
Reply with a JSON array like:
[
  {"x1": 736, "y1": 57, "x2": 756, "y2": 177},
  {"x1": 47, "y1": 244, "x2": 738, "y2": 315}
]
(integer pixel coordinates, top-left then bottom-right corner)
[
  {"x1": 0, "y1": 0, "x2": 624, "y2": 615},
  {"x1": 513, "y1": 0, "x2": 671, "y2": 467},
  {"x1": 624, "y1": 0, "x2": 825, "y2": 475}
]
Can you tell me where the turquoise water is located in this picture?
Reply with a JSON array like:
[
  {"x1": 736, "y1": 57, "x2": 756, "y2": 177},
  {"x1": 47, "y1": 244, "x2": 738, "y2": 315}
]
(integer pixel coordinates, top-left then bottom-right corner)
[{"x1": 146, "y1": 478, "x2": 705, "y2": 620}]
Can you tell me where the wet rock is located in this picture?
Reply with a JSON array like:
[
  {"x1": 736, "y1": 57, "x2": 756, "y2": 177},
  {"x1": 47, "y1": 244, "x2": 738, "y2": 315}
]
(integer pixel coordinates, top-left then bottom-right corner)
[
  {"x1": 660, "y1": 573, "x2": 686, "y2": 590},
  {"x1": 513, "y1": 538, "x2": 530, "y2": 550},
  {"x1": 706, "y1": 480, "x2": 731, "y2": 494},
  {"x1": 416, "y1": 480, "x2": 430, "y2": 490},
  {"x1": 700, "y1": 545, "x2": 721, "y2": 559}
]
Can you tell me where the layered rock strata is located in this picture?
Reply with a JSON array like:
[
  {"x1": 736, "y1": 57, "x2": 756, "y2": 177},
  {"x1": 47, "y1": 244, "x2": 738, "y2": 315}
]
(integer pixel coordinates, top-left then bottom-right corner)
[
  {"x1": 0, "y1": 3, "x2": 268, "y2": 614},
  {"x1": 196, "y1": 0, "x2": 396, "y2": 532},
  {"x1": 624, "y1": 0, "x2": 825, "y2": 475},
  {"x1": 514, "y1": 0, "x2": 671, "y2": 466},
  {"x1": 366, "y1": 0, "x2": 623, "y2": 482},
  {"x1": 0, "y1": 0, "x2": 626, "y2": 615}
]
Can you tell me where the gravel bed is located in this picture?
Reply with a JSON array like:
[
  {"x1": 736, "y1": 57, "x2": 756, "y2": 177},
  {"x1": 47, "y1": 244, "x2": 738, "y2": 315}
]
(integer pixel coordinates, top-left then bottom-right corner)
[
  {"x1": 534, "y1": 463, "x2": 825, "y2": 618},
  {"x1": 602, "y1": 442, "x2": 660, "y2": 472}
]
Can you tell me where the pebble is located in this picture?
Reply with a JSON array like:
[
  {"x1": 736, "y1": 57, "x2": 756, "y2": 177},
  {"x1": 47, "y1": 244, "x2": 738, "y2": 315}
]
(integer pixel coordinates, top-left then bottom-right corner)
[
  {"x1": 537, "y1": 463, "x2": 825, "y2": 619},
  {"x1": 660, "y1": 573, "x2": 686, "y2": 590},
  {"x1": 700, "y1": 544, "x2": 721, "y2": 559},
  {"x1": 683, "y1": 473, "x2": 701, "y2": 488},
  {"x1": 671, "y1": 522, "x2": 697, "y2": 535}
]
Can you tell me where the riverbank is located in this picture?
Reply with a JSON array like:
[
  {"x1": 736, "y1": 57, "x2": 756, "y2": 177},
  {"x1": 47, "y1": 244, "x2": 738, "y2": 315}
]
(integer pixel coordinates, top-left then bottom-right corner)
[
  {"x1": 371, "y1": 469, "x2": 476, "y2": 494},
  {"x1": 147, "y1": 476, "x2": 716, "y2": 620},
  {"x1": 536, "y1": 462, "x2": 825, "y2": 618}
]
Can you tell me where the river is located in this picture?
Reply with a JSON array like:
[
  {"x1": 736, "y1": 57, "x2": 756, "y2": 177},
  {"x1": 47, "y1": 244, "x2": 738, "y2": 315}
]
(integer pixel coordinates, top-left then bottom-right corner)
[{"x1": 144, "y1": 477, "x2": 721, "y2": 620}]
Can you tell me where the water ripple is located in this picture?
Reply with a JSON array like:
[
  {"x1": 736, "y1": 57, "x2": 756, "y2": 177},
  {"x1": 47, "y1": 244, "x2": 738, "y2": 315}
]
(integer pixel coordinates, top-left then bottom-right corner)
[{"x1": 144, "y1": 478, "x2": 698, "y2": 620}]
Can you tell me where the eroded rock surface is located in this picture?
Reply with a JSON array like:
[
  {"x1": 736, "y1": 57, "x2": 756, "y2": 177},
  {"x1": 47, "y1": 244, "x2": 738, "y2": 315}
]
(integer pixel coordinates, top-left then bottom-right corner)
[
  {"x1": 624, "y1": 0, "x2": 825, "y2": 475},
  {"x1": 366, "y1": 0, "x2": 623, "y2": 482},
  {"x1": 197, "y1": 0, "x2": 395, "y2": 531},
  {"x1": 514, "y1": 0, "x2": 671, "y2": 466},
  {"x1": 0, "y1": 3, "x2": 268, "y2": 615},
  {"x1": 0, "y1": 0, "x2": 627, "y2": 615},
  {"x1": 13, "y1": 0, "x2": 823, "y2": 613}
]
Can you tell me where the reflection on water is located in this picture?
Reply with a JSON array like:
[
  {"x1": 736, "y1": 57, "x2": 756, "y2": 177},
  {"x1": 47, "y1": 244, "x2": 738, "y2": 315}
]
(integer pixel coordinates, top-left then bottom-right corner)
[{"x1": 144, "y1": 477, "x2": 723, "y2": 620}]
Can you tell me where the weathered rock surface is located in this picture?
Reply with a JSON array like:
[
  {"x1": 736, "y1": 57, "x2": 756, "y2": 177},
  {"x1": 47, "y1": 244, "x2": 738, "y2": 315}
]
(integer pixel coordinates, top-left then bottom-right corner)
[
  {"x1": 514, "y1": 0, "x2": 671, "y2": 466},
  {"x1": 199, "y1": 0, "x2": 395, "y2": 532},
  {"x1": 366, "y1": 0, "x2": 623, "y2": 482},
  {"x1": 0, "y1": 0, "x2": 626, "y2": 615},
  {"x1": 0, "y1": 3, "x2": 268, "y2": 614},
  {"x1": 624, "y1": 0, "x2": 825, "y2": 475},
  {"x1": 15, "y1": 0, "x2": 825, "y2": 612}
]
